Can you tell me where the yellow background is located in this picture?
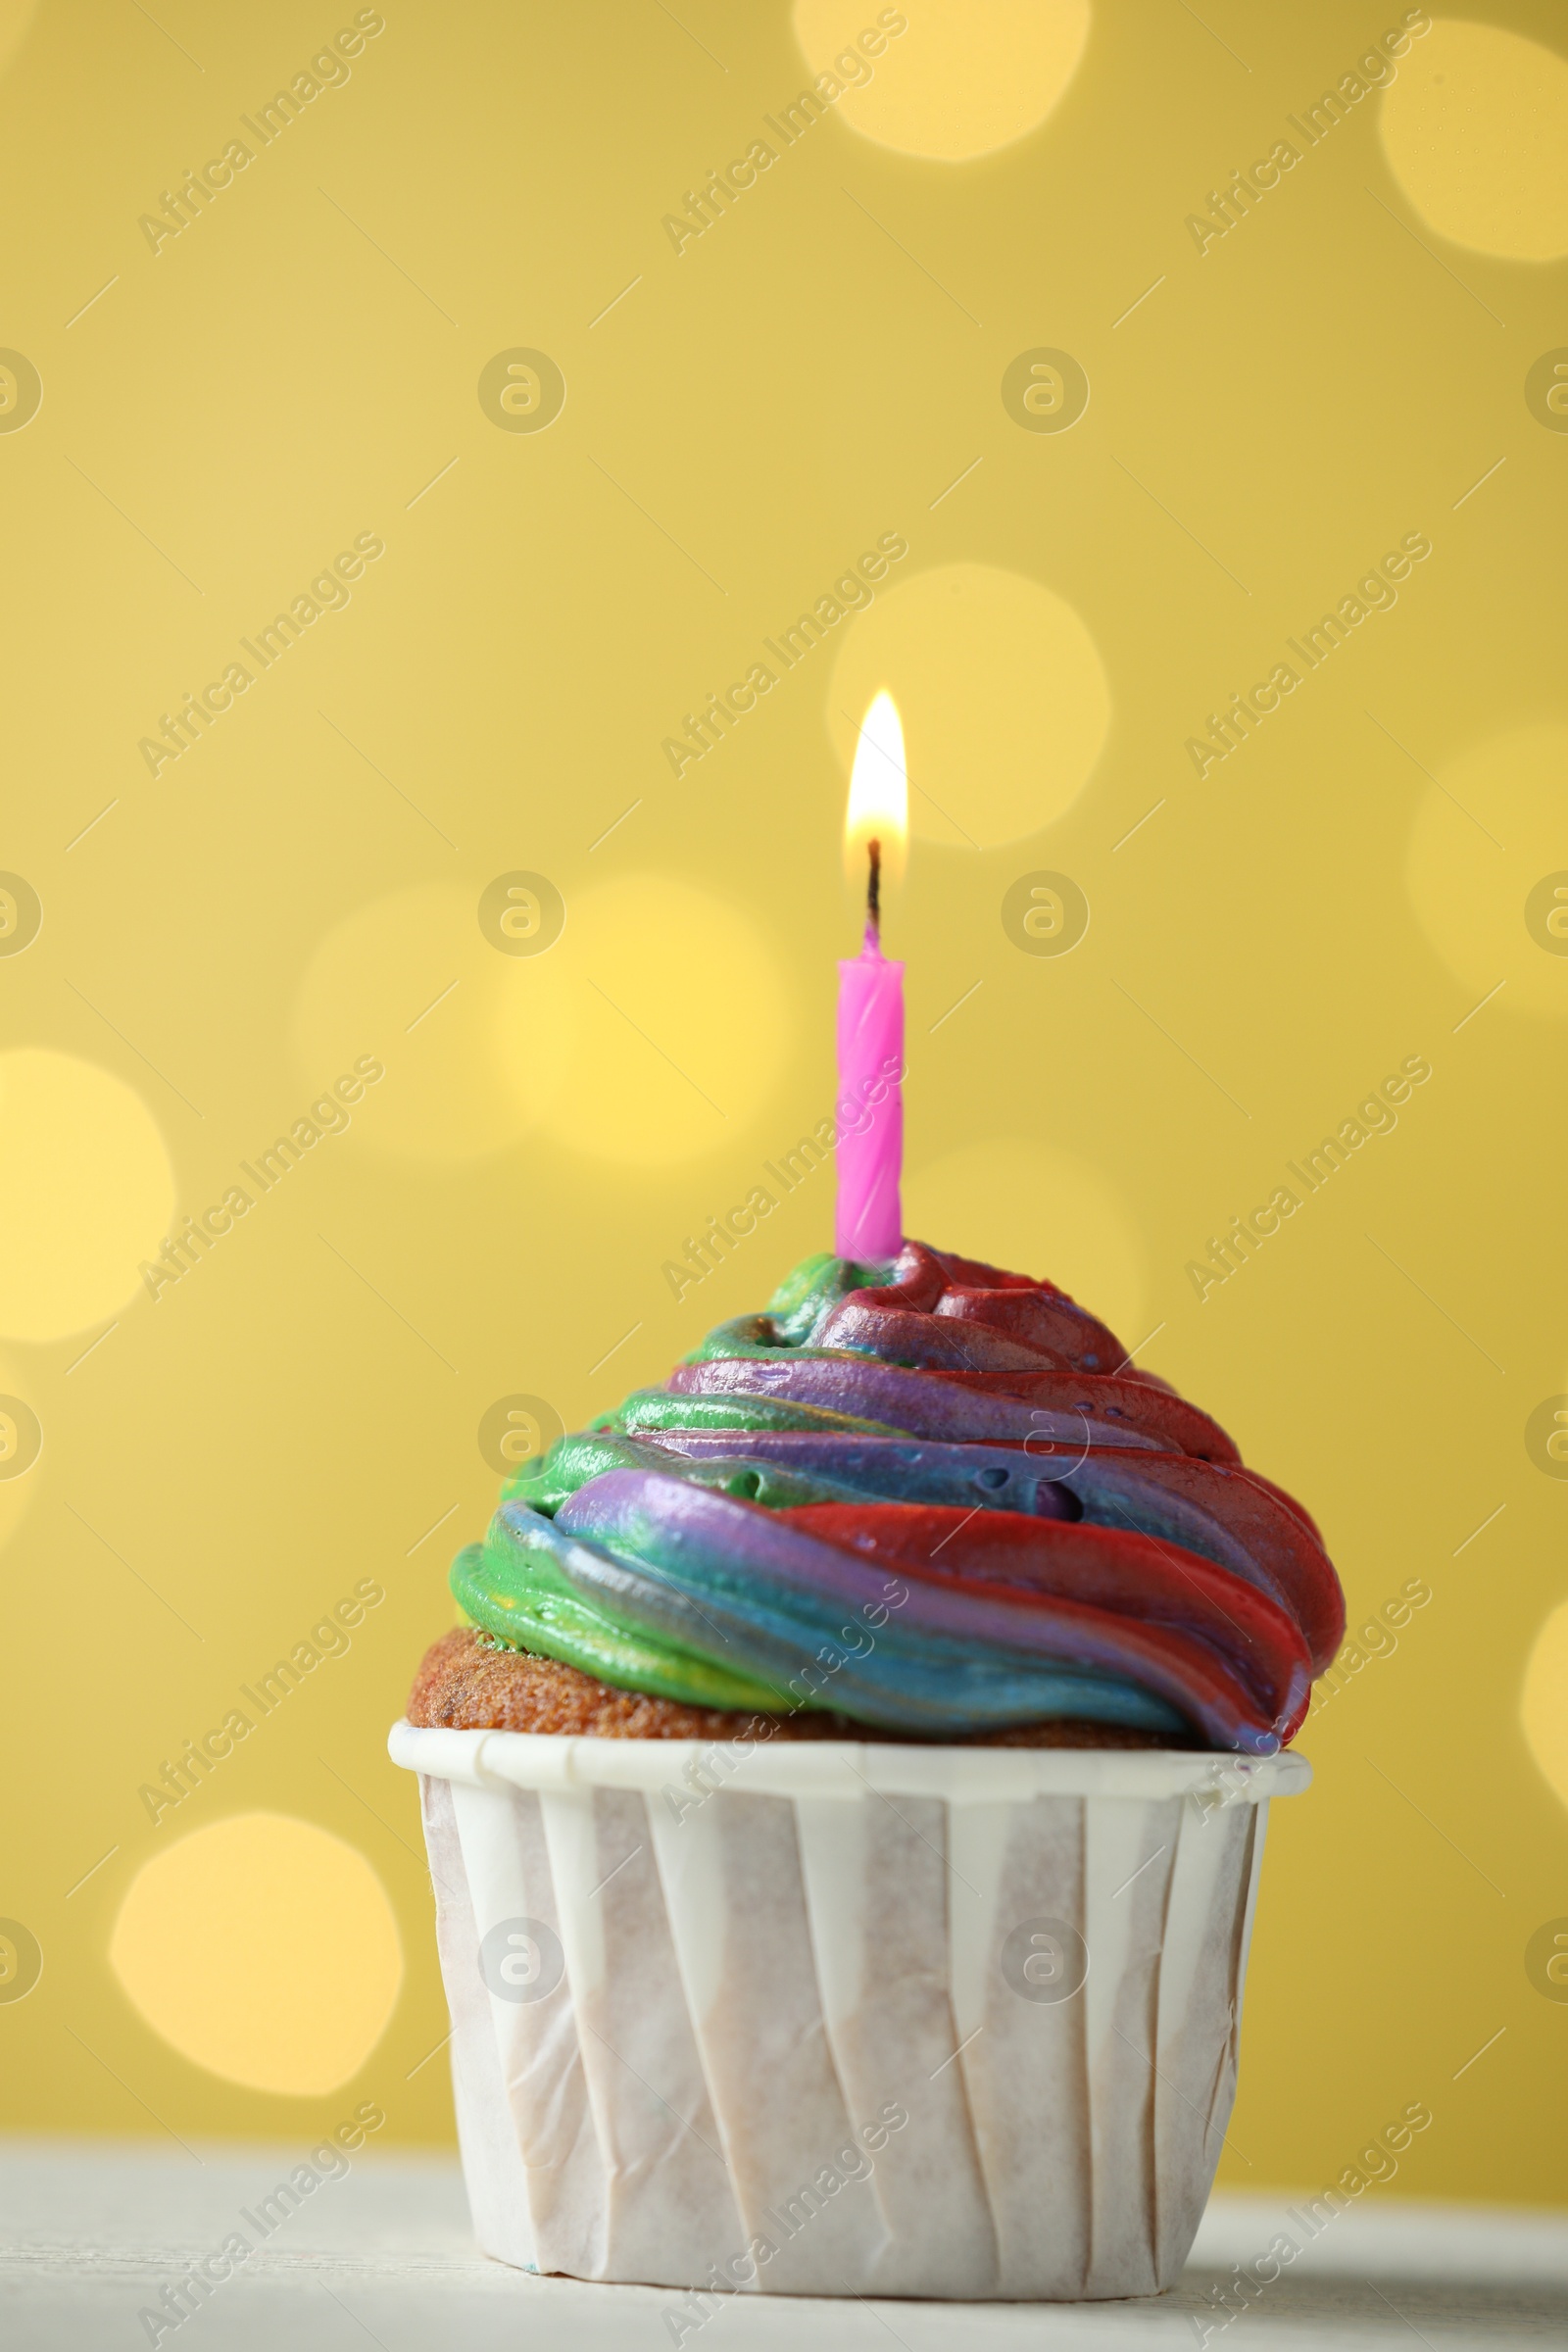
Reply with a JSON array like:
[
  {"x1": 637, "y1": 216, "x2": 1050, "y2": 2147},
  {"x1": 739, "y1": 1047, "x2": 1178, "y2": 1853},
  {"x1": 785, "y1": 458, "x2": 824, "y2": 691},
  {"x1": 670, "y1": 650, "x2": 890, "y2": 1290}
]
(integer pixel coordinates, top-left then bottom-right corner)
[{"x1": 2, "y1": 0, "x2": 1565, "y2": 2208}]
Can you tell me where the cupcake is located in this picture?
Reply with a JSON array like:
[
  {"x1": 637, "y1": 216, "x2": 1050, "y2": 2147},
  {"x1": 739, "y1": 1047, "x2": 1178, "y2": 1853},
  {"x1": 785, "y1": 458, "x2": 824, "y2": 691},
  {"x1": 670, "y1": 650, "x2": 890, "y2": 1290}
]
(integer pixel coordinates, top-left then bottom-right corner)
[{"x1": 392, "y1": 1242, "x2": 1342, "y2": 2300}]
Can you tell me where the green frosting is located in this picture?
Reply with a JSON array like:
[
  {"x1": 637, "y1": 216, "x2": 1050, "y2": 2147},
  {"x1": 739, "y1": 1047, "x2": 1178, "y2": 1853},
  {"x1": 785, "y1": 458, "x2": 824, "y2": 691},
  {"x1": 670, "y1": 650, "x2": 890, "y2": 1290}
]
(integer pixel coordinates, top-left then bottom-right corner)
[
  {"x1": 455, "y1": 1251, "x2": 904, "y2": 1711},
  {"x1": 502, "y1": 1426, "x2": 861, "y2": 1518},
  {"x1": 602, "y1": 1390, "x2": 898, "y2": 1441},
  {"x1": 451, "y1": 1537, "x2": 786, "y2": 1711},
  {"x1": 679, "y1": 1250, "x2": 891, "y2": 1360}
]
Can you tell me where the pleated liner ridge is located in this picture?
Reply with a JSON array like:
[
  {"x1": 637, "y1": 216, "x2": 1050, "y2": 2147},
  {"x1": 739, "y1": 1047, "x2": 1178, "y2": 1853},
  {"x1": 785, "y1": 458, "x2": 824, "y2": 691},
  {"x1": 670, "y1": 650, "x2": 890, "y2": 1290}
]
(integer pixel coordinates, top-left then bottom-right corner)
[{"x1": 415, "y1": 1756, "x2": 1271, "y2": 2300}]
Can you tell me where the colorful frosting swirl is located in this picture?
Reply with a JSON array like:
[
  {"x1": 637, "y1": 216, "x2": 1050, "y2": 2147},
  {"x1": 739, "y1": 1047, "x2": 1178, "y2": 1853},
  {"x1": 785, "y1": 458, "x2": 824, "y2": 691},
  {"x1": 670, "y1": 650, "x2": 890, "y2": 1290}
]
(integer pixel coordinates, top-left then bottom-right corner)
[{"x1": 451, "y1": 1243, "x2": 1344, "y2": 1753}]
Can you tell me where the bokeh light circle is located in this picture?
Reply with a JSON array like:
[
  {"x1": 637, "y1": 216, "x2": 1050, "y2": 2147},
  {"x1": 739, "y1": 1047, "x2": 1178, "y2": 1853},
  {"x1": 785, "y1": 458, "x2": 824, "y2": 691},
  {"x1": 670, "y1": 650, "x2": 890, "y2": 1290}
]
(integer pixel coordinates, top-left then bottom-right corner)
[
  {"x1": 1379, "y1": 19, "x2": 1568, "y2": 262},
  {"x1": 828, "y1": 564, "x2": 1111, "y2": 850},
  {"x1": 110, "y1": 1812, "x2": 403, "y2": 2095},
  {"x1": 1405, "y1": 723, "x2": 1568, "y2": 1019},
  {"x1": 505, "y1": 875, "x2": 790, "y2": 1167},
  {"x1": 792, "y1": 0, "x2": 1092, "y2": 162},
  {"x1": 1522, "y1": 1598, "x2": 1568, "y2": 1814},
  {"x1": 0, "y1": 1051, "x2": 175, "y2": 1343},
  {"x1": 292, "y1": 881, "x2": 572, "y2": 1162},
  {"x1": 902, "y1": 1138, "x2": 1144, "y2": 1341}
]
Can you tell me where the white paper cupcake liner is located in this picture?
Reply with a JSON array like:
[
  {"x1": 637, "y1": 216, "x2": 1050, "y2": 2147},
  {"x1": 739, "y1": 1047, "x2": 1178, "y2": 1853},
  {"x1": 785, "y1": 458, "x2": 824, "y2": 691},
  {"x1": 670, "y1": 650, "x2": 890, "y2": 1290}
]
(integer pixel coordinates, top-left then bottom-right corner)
[{"x1": 389, "y1": 1720, "x2": 1308, "y2": 2301}]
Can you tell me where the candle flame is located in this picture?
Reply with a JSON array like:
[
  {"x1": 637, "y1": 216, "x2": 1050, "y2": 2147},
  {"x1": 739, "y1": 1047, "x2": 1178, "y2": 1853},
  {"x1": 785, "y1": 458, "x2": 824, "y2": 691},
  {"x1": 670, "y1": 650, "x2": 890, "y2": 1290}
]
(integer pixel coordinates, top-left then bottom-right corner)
[{"x1": 844, "y1": 690, "x2": 907, "y2": 898}]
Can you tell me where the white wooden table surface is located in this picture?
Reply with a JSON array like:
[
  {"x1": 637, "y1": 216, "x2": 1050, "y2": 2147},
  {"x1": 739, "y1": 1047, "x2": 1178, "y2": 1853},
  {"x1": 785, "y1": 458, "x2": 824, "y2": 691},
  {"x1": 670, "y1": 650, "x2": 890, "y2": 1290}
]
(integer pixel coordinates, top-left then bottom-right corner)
[{"x1": 2, "y1": 2140, "x2": 1563, "y2": 2350}]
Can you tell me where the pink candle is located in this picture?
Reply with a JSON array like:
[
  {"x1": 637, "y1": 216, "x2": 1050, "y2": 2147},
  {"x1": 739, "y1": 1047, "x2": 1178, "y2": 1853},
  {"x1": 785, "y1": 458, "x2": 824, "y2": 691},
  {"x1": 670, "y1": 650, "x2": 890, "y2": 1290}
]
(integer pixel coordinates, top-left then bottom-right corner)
[
  {"x1": 835, "y1": 690, "x2": 907, "y2": 1264},
  {"x1": 835, "y1": 925, "x2": 904, "y2": 1260}
]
